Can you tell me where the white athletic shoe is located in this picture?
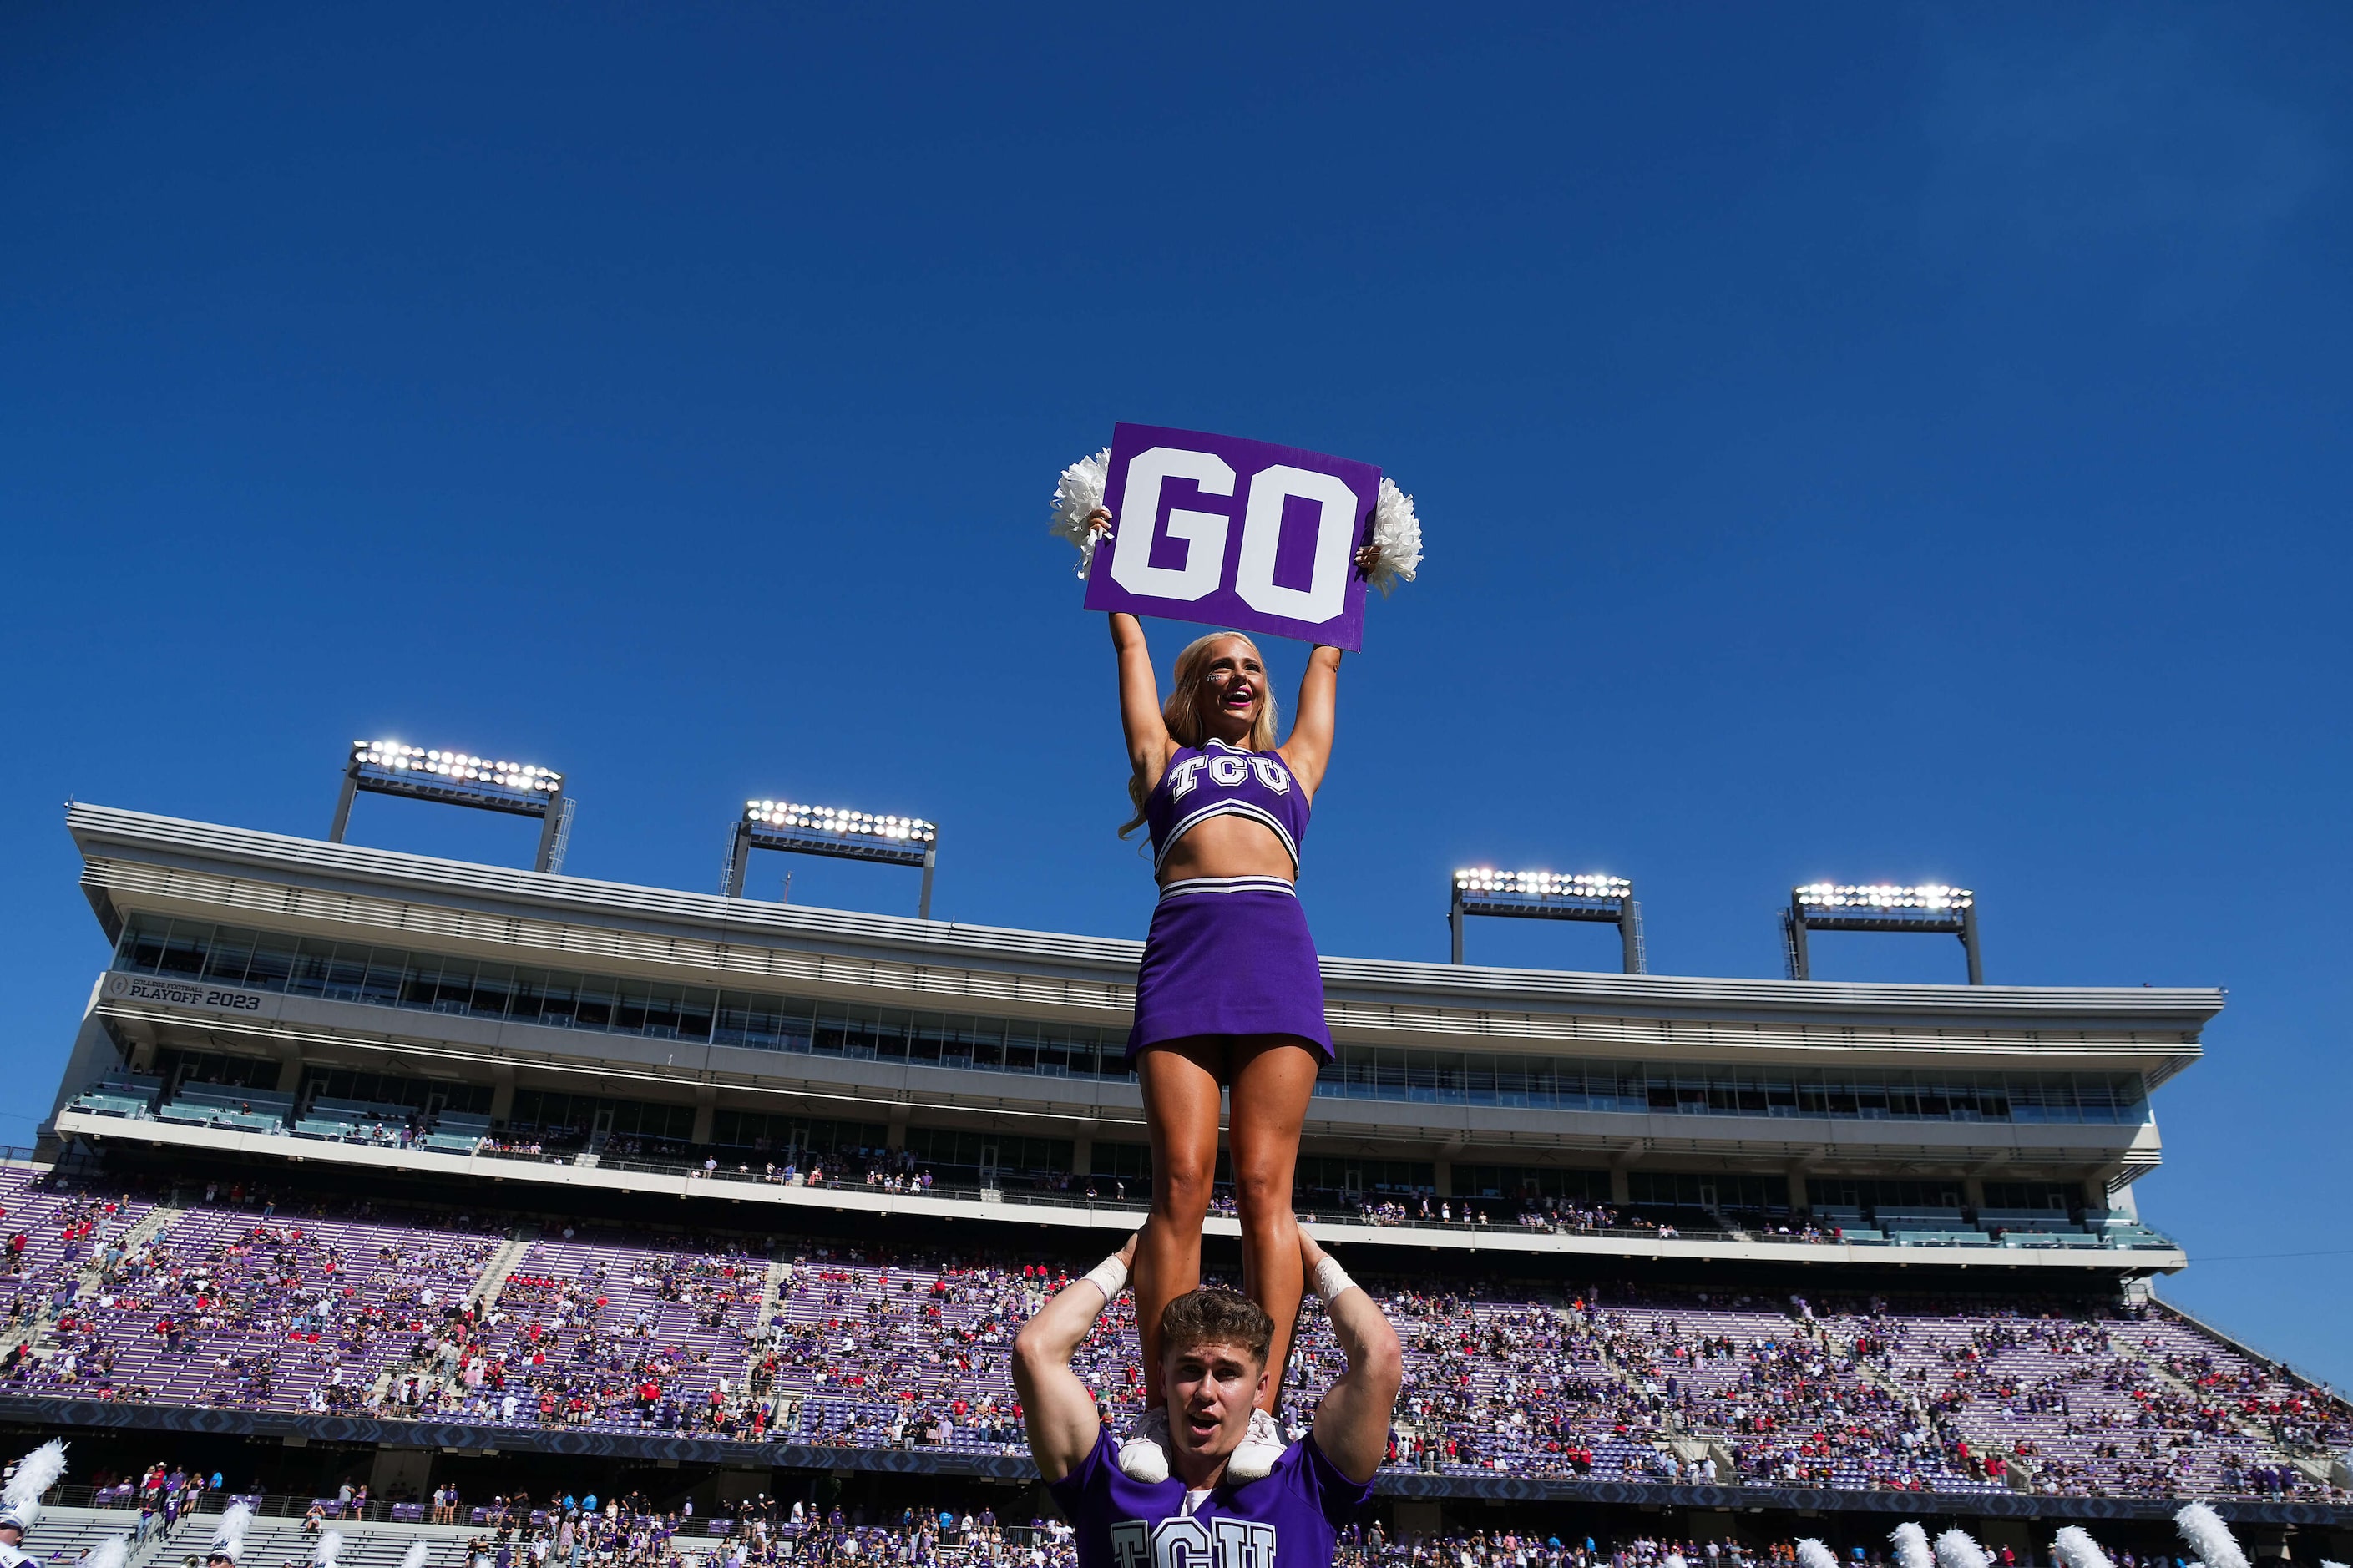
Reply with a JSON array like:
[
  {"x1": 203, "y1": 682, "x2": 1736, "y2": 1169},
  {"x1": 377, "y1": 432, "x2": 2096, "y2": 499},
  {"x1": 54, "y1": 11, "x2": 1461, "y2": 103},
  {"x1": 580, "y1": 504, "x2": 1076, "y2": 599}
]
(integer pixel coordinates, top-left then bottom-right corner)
[
  {"x1": 1117, "y1": 1404, "x2": 1171, "y2": 1483},
  {"x1": 1224, "y1": 1408, "x2": 1286, "y2": 1482}
]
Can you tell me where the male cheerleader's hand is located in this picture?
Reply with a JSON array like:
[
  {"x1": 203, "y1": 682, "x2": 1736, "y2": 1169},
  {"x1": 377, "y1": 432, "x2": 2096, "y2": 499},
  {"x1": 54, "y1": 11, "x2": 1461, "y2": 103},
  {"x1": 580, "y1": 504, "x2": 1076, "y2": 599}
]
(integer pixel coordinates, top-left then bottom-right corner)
[
  {"x1": 1084, "y1": 1232, "x2": 1140, "y2": 1296},
  {"x1": 1297, "y1": 1227, "x2": 1347, "y2": 1297}
]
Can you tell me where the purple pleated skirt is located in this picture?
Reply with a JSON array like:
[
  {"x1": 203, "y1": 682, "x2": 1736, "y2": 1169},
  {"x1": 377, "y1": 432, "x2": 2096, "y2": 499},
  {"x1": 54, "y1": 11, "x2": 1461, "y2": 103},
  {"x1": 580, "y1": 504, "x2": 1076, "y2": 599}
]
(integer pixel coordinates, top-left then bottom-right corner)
[{"x1": 1127, "y1": 876, "x2": 1333, "y2": 1063}]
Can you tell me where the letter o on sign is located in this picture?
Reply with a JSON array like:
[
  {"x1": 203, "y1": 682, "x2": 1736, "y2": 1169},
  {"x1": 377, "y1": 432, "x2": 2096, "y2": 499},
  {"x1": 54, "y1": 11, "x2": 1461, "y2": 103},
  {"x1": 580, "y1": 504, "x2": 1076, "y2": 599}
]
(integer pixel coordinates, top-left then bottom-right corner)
[{"x1": 1233, "y1": 465, "x2": 1359, "y2": 626}]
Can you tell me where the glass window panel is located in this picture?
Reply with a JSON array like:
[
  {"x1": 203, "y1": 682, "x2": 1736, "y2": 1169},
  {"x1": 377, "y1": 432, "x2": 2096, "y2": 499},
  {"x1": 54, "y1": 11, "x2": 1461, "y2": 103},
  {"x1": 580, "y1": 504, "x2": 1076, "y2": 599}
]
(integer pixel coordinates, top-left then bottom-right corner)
[
  {"x1": 157, "y1": 924, "x2": 210, "y2": 977},
  {"x1": 432, "y1": 960, "x2": 478, "y2": 1014},
  {"x1": 570, "y1": 979, "x2": 614, "y2": 1031},
  {"x1": 396, "y1": 957, "x2": 439, "y2": 1009},
  {"x1": 467, "y1": 965, "x2": 515, "y2": 1021},
  {"x1": 119, "y1": 921, "x2": 167, "y2": 972},
  {"x1": 357, "y1": 953, "x2": 407, "y2": 1008},
  {"x1": 200, "y1": 929, "x2": 255, "y2": 985},
  {"x1": 243, "y1": 934, "x2": 298, "y2": 993}
]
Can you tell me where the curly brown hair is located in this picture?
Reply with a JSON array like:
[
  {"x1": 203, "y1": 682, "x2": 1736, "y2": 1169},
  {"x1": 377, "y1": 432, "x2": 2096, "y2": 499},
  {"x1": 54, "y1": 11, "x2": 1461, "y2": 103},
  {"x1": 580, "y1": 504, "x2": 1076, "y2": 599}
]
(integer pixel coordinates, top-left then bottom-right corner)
[{"x1": 1158, "y1": 1286, "x2": 1273, "y2": 1365}]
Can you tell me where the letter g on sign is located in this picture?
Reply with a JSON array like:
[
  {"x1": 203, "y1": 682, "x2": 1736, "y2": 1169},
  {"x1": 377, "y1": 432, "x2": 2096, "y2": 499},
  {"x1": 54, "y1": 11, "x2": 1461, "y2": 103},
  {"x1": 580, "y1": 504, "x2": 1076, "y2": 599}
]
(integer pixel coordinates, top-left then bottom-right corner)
[{"x1": 1111, "y1": 448, "x2": 1236, "y2": 603}]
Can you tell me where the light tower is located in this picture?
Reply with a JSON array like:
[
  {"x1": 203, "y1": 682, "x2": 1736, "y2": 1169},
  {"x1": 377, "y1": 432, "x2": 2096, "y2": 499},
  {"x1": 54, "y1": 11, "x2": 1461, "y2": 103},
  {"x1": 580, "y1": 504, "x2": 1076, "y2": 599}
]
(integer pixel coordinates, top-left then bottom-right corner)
[
  {"x1": 721, "y1": 800, "x2": 939, "y2": 918},
  {"x1": 1448, "y1": 868, "x2": 1644, "y2": 973},
  {"x1": 329, "y1": 740, "x2": 572, "y2": 873},
  {"x1": 1781, "y1": 883, "x2": 1981, "y2": 984}
]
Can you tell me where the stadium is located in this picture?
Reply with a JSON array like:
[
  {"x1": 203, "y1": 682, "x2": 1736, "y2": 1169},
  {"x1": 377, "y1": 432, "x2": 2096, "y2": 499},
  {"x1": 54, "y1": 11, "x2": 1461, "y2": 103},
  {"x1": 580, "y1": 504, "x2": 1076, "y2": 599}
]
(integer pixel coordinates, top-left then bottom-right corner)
[{"x1": 7, "y1": 754, "x2": 2347, "y2": 1568}]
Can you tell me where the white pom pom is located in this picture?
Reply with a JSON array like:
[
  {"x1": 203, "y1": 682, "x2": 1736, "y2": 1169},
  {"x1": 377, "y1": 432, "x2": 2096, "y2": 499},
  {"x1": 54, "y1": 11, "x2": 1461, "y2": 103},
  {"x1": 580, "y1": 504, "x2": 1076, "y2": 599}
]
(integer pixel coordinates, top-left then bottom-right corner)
[
  {"x1": 1049, "y1": 448, "x2": 1113, "y2": 579},
  {"x1": 1666, "y1": 1555, "x2": 1688, "y2": 1568},
  {"x1": 3, "y1": 1441, "x2": 67, "y2": 1509},
  {"x1": 400, "y1": 1541, "x2": 430, "y2": 1568},
  {"x1": 84, "y1": 1538, "x2": 129, "y2": 1568},
  {"x1": 1890, "y1": 1523, "x2": 1933, "y2": 1568},
  {"x1": 2174, "y1": 1504, "x2": 2249, "y2": 1568},
  {"x1": 1797, "y1": 1541, "x2": 1839, "y2": 1568},
  {"x1": 1359, "y1": 476, "x2": 1423, "y2": 597},
  {"x1": 2052, "y1": 1527, "x2": 2114, "y2": 1568},
  {"x1": 213, "y1": 1502, "x2": 253, "y2": 1563},
  {"x1": 1934, "y1": 1530, "x2": 1990, "y2": 1568},
  {"x1": 316, "y1": 1530, "x2": 343, "y2": 1568}
]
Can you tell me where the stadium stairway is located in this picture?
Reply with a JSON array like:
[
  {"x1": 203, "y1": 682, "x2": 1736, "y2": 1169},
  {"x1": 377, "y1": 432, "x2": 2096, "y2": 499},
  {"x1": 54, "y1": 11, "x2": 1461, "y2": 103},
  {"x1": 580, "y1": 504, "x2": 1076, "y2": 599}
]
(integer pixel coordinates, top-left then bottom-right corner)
[
  {"x1": 0, "y1": 1201, "x2": 183, "y2": 1362},
  {"x1": 467, "y1": 1232, "x2": 539, "y2": 1312}
]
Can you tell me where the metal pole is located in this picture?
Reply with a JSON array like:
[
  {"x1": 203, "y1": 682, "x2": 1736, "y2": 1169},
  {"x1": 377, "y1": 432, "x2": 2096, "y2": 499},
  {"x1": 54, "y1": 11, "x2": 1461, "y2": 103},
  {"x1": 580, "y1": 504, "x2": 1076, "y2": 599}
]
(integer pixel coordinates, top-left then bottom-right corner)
[
  {"x1": 723, "y1": 822, "x2": 752, "y2": 898},
  {"x1": 1618, "y1": 896, "x2": 1639, "y2": 975},
  {"x1": 532, "y1": 786, "x2": 565, "y2": 873},
  {"x1": 1449, "y1": 884, "x2": 1465, "y2": 964},
  {"x1": 918, "y1": 840, "x2": 936, "y2": 921},
  {"x1": 1961, "y1": 902, "x2": 1984, "y2": 985},
  {"x1": 1787, "y1": 895, "x2": 1811, "y2": 981},
  {"x1": 328, "y1": 761, "x2": 359, "y2": 843}
]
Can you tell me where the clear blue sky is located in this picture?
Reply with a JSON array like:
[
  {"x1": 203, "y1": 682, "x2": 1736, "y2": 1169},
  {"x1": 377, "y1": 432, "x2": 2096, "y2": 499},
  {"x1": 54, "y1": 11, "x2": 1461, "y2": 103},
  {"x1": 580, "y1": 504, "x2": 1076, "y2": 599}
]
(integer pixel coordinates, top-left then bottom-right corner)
[{"x1": 3, "y1": 5, "x2": 2346, "y2": 1384}]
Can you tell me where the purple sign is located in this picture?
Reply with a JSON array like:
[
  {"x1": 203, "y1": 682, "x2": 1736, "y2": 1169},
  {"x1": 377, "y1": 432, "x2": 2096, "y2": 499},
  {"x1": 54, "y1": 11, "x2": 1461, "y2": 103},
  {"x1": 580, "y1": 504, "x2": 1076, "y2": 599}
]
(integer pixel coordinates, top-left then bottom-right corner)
[{"x1": 1080, "y1": 422, "x2": 1381, "y2": 651}]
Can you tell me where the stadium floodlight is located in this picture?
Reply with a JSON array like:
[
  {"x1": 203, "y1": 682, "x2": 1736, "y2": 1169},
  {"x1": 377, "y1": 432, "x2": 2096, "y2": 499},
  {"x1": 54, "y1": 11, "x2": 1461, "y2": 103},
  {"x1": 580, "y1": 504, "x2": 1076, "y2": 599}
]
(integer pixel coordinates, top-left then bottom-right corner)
[
  {"x1": 1782, "y1": 883, "x2": 1981, "y2": 984},
  {"x1": 1449, "y1": 867, "x2": 1644, "y2": 973},
  {"x1": 329, "y1": 740, "x2": 572, "y2": 873},
  {"x1": 722, "y1": 798, "x2": 939, "y2": 918}
]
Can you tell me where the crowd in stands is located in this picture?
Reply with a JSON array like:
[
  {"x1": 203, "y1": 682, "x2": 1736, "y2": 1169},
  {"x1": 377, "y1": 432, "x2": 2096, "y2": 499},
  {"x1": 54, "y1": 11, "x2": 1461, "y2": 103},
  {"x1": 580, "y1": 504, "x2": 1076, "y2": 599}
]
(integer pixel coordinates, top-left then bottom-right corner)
[
  {"x1": 11, "y1": 1480, "x2": 2248, "y2": 1568},
  {"x1": 1338, "y1": 1529, "x2": 2214, "y2": 1568},
  {"x1": 0, "y1": 1165, "x2": 2340, "y2": 1505}
]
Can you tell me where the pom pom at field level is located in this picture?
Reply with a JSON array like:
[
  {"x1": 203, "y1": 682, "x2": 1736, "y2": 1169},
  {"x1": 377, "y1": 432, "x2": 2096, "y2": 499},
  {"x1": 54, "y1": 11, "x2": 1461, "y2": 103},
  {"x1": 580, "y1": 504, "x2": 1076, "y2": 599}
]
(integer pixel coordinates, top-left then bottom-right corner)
[
  {"x1": 399, "y1": 1540, "x2": 430, "y2": 1568},
  {"x1": 1796, "y1": 1540, "x2": 1839, "y2": 1568},
  {"x1": 83, "y1": 1539, "x2": 129, "y2": 1568},
  {"x1": 3, "y1": 1440, "x2": 67, "y2": 1510},
  {"x1": 1935, "y1": 1529, "x2": 1991, "y2": 1568},
  {"x1": 212, "y1": 1501, "x2": 254, "y2": 1564},
  {"x1": 2174, "y1": 1503, "x2": 2249, "y2": 1568},
  {"x1": 2052, "y1": 1526, "x2": 2114, "y2": 1568},
  {"x1": 1889, "y1": 1523, "x2": 1933, "y2": 1568},
  {"x1": 1357, "y1": 477, "x2": 1423, "y2": 597},
  {"x1": 1049, "y1": 449, "x2": 1112, "y2": 579},
  {"x1": 315, "y1": 1530, "x2": 344, "y2": 1568}
]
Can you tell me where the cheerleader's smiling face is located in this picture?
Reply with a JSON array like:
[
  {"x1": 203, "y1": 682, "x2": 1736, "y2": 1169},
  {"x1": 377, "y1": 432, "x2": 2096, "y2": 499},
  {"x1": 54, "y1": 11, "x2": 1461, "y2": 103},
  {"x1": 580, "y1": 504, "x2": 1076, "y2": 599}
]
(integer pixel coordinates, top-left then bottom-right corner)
[{"x1": 1195, "y1": 636, "x2": 1265, "y2": 741}]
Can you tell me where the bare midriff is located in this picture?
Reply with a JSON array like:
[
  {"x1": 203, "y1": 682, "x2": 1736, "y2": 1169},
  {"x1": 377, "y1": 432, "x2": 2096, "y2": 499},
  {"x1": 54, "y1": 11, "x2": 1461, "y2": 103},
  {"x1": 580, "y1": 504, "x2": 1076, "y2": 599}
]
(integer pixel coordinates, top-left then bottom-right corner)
[{"x1": 1156, "y1": 812, "x2": 1298, "y2": 886}]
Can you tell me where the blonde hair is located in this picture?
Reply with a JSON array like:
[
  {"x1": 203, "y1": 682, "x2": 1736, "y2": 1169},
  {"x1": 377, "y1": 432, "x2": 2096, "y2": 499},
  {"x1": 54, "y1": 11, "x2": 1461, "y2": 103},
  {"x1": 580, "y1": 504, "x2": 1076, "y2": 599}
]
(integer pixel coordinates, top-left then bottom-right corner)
[{"x1": 1120, "y1": 631, "x2": 1281, "y2": 838}]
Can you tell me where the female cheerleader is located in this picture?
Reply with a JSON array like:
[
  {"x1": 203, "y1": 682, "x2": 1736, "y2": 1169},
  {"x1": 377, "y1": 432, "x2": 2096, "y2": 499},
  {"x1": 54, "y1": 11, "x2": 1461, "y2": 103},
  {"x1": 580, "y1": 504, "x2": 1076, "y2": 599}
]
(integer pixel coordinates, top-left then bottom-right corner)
[{"x1": 1106, "y1": 581, "x2": 1343, "y2": 1482}]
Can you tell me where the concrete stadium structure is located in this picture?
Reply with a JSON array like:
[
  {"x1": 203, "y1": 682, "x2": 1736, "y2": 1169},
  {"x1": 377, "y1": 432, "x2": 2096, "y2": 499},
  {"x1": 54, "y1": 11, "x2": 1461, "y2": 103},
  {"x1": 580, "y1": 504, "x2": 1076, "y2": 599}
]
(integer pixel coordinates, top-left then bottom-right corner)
[{"x1": 50, "y1": 804, "x2": 2209, "y2": 1273}]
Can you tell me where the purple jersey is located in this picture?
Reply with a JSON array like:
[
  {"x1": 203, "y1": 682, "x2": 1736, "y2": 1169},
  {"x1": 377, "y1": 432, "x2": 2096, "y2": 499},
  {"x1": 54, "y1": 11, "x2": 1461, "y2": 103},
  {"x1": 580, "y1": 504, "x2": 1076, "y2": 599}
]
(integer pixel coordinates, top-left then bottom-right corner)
[
  {"x1": 1050, "y1": 1428, "x2": 1371, "y2": 1568},
  {"x1": 1144, "y1": 740, "x2": 1311, "y2": 877}
]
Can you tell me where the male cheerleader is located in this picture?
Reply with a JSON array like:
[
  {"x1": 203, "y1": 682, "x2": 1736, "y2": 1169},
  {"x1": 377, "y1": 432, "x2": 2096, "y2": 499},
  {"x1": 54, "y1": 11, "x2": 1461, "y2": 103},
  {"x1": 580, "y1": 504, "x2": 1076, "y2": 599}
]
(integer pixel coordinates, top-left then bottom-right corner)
[{"x1": 1014, "y1": 1231, "x2": 1401, "y2": 1568}]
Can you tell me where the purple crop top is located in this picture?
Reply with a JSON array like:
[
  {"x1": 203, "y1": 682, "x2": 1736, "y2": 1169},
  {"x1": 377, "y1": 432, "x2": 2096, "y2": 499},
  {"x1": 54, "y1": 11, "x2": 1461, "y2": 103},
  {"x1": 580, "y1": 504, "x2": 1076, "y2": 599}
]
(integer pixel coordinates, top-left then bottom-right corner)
[{"x1": 1144, "y1": 738, "x2": 1311, "y2": 877}]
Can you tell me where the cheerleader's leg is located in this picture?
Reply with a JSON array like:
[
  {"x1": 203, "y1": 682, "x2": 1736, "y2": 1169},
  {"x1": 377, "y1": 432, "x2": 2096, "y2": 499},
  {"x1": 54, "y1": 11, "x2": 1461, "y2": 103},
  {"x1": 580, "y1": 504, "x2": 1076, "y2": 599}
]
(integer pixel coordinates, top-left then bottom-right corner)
[
  {"x1": 1132, "y1": 1035, "x2": 1225, "y2": 1404},
  {"x1": 1228, "y1": 1034, "x2": 1322, "y2": 1412}
]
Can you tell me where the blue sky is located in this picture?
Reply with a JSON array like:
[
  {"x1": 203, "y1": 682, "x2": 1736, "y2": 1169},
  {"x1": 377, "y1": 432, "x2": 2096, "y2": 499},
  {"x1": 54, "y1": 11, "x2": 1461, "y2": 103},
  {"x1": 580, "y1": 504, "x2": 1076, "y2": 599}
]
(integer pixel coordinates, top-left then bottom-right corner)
[{"x1": 3, "y1": 4, "x2": 2347, "y2": 1383}]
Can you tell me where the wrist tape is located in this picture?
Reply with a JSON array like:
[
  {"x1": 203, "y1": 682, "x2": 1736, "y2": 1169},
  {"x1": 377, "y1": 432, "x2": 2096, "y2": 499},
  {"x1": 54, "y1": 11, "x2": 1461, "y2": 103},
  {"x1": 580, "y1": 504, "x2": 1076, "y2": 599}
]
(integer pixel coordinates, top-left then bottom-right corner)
[
  {"x1": 1312, "y1": 1255, "x2": 1356, "y2": 1306},
  {"x1": 1080, "y1": 1253, "x2": 1129, "y2": 1302}
]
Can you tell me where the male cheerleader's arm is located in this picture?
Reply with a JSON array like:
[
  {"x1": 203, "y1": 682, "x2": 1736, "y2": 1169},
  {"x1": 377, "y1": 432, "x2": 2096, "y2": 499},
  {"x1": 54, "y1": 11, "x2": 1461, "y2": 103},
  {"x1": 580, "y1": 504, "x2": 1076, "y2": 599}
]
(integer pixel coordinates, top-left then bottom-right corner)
[
  {"x1": 1108, "y1": 611, "x2": 1174, "y2": 784},
  {"x1": 1300, "y1": 1229, "x2": 1403, "y2": 1485},
  {"x1": 1012, "y1": 1232, "x2": 1139, "y2": 1483},
  {"x1": 1278, "y1": 645, "x2": 1342, "y2": 802}
]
